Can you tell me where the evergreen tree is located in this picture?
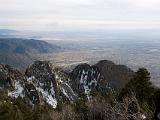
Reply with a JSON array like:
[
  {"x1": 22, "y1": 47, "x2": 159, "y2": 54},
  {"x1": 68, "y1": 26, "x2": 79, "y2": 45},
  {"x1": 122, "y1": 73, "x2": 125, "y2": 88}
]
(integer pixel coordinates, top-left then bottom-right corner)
[
  {"x1": 90, "y1": 87, "x2": 99, "y2": 97},
  {"x1": 14, "y1": 97, "x2": 34, "y2": 120},
  {"x1": 152, "y1": 89, "x2": 160, "y2": 119},
  {"x1": 119, "y1": 68, "x2": 154, "y2": 104},
  {"x1": 55, "y1": 99, "x2": 63, "y2": 112},
  {"x1": 0, "y1": 101, "x2": 24, "y2": 120},
  {"x1": 32, "y1": 104, "x2": 52, "y2": 120},
  {"x1": 74, "y1": 92, "x2": 89, "y2": 119}
]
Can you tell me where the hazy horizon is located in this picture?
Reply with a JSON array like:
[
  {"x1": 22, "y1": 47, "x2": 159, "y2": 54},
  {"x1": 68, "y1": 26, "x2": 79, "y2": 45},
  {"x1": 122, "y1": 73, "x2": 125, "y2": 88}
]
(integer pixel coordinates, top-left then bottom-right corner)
[{"x1": 1, "y1": 0, "x2": 160, "y2": 31}]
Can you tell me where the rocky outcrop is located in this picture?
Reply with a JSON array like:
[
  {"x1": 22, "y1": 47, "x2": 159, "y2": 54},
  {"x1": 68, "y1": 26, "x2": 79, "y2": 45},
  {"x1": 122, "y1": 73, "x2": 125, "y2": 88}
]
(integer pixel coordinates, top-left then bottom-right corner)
[
  {"x1": 69, "y1": 60, "x2": 134, "y2": 98},
  {"x1": 69, "y1": 63, "x2": 103, "y2": 98},
  {"x1": 0, "y1": 60, "x2": 134, "y2": 108},
  {"x1": 0, "y1": 61, "x2": 77, "y2": 108},
  {"x1": 25, "y1": 61, "x2": 58, "y2": 107},
  {"x1": 95, "y1": 60, "x2": 134, "y2": 90},
  {"x1": 0, "y1": 64, "x2": 25, "y2": 91}
]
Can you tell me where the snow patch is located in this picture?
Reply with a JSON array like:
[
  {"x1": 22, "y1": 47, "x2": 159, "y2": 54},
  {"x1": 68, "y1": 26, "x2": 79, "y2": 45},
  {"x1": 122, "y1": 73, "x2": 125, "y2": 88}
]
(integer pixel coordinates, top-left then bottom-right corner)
[
  {"x1": 61, "y1": 82, "x2": 77, "y2": 101},
  {"x1": 78, "y1": 69, "x2": 102, "y2": 99},
  {"x1": 62, "y1": 88, "x2": 70, "y2": 100},
  {"x1": 27, "y1": 76, "x2": 35, "y2": 83},
  {"x1": 65, "y1": 82, "x2": 77, "y2": 97},
  {"x1": 26, "y1": 76, "x2": 57, "y2": 108},
  {"x1": 8, "y1": 81, "x2": 24, "y2": 98},
  {"x1": 36, "y1": 87, "x2": 57, "y2": 108},
  {"x1": 141, "y1": 114, "x2": 146, "y2": 119}
]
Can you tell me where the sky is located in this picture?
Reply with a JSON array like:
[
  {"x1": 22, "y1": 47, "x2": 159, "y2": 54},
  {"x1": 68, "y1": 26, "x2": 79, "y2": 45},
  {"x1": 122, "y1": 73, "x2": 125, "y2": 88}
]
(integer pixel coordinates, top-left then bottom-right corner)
[{"x1": 0, "y1": 0, "x2": 160, "y2": 31}]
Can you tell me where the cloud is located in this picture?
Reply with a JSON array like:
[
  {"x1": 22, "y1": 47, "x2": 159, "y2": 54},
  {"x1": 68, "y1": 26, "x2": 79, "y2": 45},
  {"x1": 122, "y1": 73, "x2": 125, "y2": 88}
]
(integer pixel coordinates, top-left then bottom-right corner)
[{"x1": 0, "y1": 0, "x2": 160, "y2": 31}]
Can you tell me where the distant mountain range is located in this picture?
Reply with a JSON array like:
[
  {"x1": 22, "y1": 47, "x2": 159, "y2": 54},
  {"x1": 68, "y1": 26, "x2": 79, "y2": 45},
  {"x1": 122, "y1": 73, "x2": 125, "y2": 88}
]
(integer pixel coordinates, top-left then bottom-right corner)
[{"x1": 0, "y1": 38, "x2": 61, "y2": 70}]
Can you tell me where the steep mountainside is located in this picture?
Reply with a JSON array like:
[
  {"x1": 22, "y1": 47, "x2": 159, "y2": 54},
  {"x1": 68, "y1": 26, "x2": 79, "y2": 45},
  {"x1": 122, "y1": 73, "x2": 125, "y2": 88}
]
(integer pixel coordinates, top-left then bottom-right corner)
[
  {"x1": 0, "y1": 38, "x2": 60, "y2": 70},
  {"x1": 0, "y1": 61, "x2": 77, "y2": 108},
  {"x1": 94, "y1": 60, "x2": 134, "y2": 90},
  {"x1": 0, "y1": 60, "x2": 134, "y2": 109},
  {"x1": 69, "y1": 60, "x2": 134, "y2": 98},
  {"x1": 0, "y1": 64, "x2": 25, "y2": 91}
]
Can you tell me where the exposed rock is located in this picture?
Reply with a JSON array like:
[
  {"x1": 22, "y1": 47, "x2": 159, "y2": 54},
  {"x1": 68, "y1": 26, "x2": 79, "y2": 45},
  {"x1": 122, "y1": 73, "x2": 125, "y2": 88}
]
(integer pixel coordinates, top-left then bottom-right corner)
[
  {"x1": 69, "y1": 60, "x2": 134, "y2": 98},
  {"x1": 25, "y1": 61, "x2": 59, "y2": 108},
  {"x1": 95, "y1": 60, "x2": 134, "y2": 90},
  {"x1": 0, "y1": 60, "x2": 134, "y2": 108},
  {"x1": 69, "y1": 63, "x2": 111, "y2": 98},
  {"x1": 25, "y1": 61, "x2": 77, "y2": 108},
  {"x1": 0, "y1": 64, "x2": 25, "y2": 91}
]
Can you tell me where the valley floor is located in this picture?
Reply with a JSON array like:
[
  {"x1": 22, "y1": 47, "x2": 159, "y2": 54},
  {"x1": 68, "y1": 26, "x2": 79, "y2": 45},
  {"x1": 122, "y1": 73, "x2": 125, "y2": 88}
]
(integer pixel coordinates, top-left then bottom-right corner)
[{"x1": 38, "y1": 47, "x2": 160, "y2": 87}]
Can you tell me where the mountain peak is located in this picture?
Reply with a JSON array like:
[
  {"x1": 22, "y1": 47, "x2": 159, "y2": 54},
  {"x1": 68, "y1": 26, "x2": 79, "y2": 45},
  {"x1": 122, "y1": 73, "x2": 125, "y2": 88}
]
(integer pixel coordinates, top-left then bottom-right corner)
[{"x1": 0, "y1": 60, "x2": 134, "y2": 108}]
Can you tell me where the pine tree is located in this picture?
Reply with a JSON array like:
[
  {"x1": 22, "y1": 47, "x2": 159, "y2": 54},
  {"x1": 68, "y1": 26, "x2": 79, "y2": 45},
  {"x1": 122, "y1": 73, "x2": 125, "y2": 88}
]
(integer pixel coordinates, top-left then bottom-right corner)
[
  {"x1": 74, "y1": 92, "x2": 88, "y2": 112},
  {"x1": 56, "y1": 100, "x2": 63, "y2": 112},
  {"x1": 152, "y1": 89, "x2": 160, "y2": 119},
  {"x1": 119, "y1": 68, "x2": 154, "y2": 104}
]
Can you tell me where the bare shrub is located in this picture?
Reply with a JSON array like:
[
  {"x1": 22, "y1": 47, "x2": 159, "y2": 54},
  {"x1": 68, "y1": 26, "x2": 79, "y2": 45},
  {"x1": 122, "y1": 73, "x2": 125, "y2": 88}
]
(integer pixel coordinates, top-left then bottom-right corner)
[
  {"x1": 50, "y1": 94, "x2": 154, "y2": 120},
  {"x1": 87, "y1": 95, "x2": 153, "y2": 120},
  {"x1": 51, "y1": 105, "x2": 80, "y2": 120}
]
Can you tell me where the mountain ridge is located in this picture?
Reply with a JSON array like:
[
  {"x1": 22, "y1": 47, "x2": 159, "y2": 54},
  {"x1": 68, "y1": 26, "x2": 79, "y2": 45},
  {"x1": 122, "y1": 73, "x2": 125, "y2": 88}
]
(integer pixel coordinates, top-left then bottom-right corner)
[
  {"x1": 0, "y1": 60, "x2": 134, "y2": 108},
  {"x1": 0, "y1": 38, "x2": 61, "y2": 70}
]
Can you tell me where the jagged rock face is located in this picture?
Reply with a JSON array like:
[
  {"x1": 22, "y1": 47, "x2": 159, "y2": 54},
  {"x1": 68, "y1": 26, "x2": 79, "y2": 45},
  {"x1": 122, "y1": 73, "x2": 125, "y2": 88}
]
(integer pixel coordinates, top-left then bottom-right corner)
[
  {"x1": 95, "y1": 60, "x2": 134, "y2": 90},
  {"x1": 70, "y1": 60, "x2": 134, "y2": 97},
  {"x1": 25, "y1": 61, "x2": 58, "y2": 108},
  {"x1": 0, "y1": 61, "x2": 90, "y2": 108},
  {"x1": 24, "y1": 83, "x2": 40, "y2": 104},
  {"x1": 0, "y1": 60, "x2": 134, "y2": 109},
  {"x1": 0, "y1": 61, "x2": 61, "y2": 108},
  {"x1": 53, "y1": 67, "x2": 77, "y2": 102},
  {"x1": 0, "y1": 64, "x2": 25, "y2": 91},
  {"x1": 25, "y1": 61, "x2": 77, "y2": 108},
  {"x1": 70, "y1": 63, "x2": 112, "y2": 98},
  {"x1": 0, "y1": 65, "x2": 26, "y2": 99}
]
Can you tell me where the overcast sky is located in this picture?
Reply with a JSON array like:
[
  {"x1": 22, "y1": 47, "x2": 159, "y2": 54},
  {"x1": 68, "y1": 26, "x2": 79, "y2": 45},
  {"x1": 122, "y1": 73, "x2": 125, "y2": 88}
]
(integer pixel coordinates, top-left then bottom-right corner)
[{"x1": 0, "y1": 0, "x2": 160, "y2": 31}]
